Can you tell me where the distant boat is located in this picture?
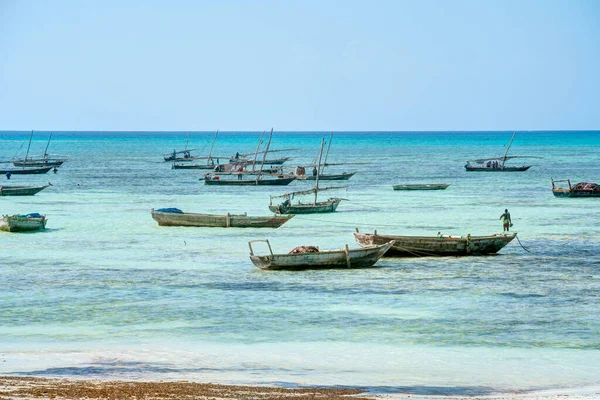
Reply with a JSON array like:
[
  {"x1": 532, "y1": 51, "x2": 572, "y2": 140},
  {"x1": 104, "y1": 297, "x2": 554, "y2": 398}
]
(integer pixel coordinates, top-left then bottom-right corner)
[
  {"x1": 552, "y1": 179, "x2": 600, "y2": 198},
  {"x1": 163, "y1": 132, "x2": 204, "y2": 162},
  {"x1": 248, "y1": 239, "x2": 394, "y2": 270},
  {"x1": 12, "y1": 132, "x2": 68, "y2": 167},
  {"x1": 465, "y1": 132, "x2": 536, "y2": 172},
  {"x1": 0, "y1": 166, "x2": 53, "y2": 175},
  {"x1": 0, "y1": 184, "x2": 51, "y2": 196},
  {"x1": 203, "y1": 129, "x2": 296, "y2": 186},
  {"x1": 151, "y1": 208, "x2": 294, "y2": 228},
  {"x1": 393, "y1": 183, "x2": 450, "y2": 190},
  {"x1": 269, "y1": 138, "x2": 346, "y2": 214},
  {"x1": 0, "y1": 213, "x2": 47, "y2": 232},
  {"x1": 298, "y1": 133, "x2": 358, "y2": 181},
  {"x1": 354, "y1": 229, "x2": 516, "y2": 257}
]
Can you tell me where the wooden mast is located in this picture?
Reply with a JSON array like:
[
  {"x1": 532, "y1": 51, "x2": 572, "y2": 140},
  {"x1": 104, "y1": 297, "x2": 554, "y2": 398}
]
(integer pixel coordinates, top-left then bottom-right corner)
[
  {"x1": 320, "y1": 132, "x2": 333, "y2": 176},
  {"x1": 257, "y1": 128, "x2": 273, "y2": 182},
  {"x1": 251, "y1": 131, "x2": 265, "y2": 171},
  {"x1": 501, "y1": 132, "x2": 516, "y2": 169},
  {"x1": 314, "y1": 137, "x2": 325, "y2": 204},
  {"x1": 43, "y1": 132, "x2": 52, "y2": 159},
  {"x1": 206, "y1": 130, "x2": 218, "y2": 166},
  {"x1": 24, "y1": 130, "x2": 34, "y2": 162}
]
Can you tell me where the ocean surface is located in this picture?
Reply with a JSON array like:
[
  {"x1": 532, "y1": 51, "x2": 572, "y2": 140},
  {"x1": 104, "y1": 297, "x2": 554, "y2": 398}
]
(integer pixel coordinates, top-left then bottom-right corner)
[{"x1": 1, "y1": 130, "x2": 599, "y2": 396}]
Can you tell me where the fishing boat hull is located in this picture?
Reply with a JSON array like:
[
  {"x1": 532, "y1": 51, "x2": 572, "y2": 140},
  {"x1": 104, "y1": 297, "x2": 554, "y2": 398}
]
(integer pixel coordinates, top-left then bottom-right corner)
[
  {"x1": 204, "y1": 177, "x2": 295, "y2": 186},
  {"x1": 0, "y1": 214, "x2": 47, "y2": 232},
  {"x1": 151, "y1": 210, "x2": 294, "y2": 228},
  {"x1": 248, "y1": 241, "x2": 394, "y2": 270},
  {"x1": 0, "y1": 184, "x2": 51, "y2": 196},
  {"x1": 393, "y1": 184, "x2": 450, "y2": 190},
  {"x1": 172, "y1": 163, "x2": 215, "y2": 170},
  {"x1": 465, "y1": 165, "x2": 531, "y2": 172},
  {"x1": 12, "y1": 159, "x2": 65, "y2": 167},
  {"x1": 354, "y1": 230, "x2": 516, "y2": 257},
  {"x1": 269, "y1": 198, "x2": 341, "y2": 214},
  {"x1": 302, "y1": 172, "x2": 356, "y2": 181},
  {"x1": 0, "y1": 166, "x2": 53, "y2": 174},
  {"x1": 552, "y1": 180, "x2": 600, "y2": 198}
]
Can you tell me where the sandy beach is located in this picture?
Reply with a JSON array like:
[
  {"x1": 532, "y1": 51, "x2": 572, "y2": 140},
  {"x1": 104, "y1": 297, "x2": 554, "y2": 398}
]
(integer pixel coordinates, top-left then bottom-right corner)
[{"x1": 1, "y1": 377, "x2": 599, "y2": 400}]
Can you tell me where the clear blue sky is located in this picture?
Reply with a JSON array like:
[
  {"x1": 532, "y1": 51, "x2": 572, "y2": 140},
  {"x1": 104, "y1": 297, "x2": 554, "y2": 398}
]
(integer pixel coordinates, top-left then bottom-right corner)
[{"x1": 1, "y1": 0, "x2": 598, "y2": 131}]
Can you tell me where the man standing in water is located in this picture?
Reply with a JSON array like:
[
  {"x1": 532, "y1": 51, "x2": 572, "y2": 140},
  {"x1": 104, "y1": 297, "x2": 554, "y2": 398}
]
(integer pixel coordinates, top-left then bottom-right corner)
[{"x1": 499, "y1": 209, "x2": 512, "y2": 232}]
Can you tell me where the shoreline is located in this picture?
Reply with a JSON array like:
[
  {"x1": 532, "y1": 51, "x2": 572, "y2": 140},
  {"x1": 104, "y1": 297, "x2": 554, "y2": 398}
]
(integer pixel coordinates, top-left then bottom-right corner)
[{"x1": 1, "y1": 376, "x2": 600, "y2": 400}]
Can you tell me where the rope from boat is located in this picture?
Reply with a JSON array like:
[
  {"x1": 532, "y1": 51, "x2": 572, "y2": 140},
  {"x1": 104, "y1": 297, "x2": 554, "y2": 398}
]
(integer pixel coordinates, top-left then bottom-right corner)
[{"x1": 514, "y1": 233, "x2": 531, "y2": 253}]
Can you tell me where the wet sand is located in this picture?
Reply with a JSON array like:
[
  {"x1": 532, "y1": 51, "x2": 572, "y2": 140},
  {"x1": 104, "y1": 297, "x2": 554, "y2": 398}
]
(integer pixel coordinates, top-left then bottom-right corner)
[{"x1": 1, "y1": 377, "x2": 600, "y2": 400}]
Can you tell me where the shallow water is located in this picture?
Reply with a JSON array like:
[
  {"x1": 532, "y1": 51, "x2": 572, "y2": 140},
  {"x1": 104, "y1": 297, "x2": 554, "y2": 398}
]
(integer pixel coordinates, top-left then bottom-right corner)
[{"x1": 1, "y1": 131, "x2": 599, "y2": 395}]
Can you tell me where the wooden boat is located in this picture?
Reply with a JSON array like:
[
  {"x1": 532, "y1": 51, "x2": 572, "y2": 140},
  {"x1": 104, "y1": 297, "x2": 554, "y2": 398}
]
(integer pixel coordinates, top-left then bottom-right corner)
[
  {"x1": 393, "y1": 183, "x2": 450, "y2": 190},
  {"x1": 269, "y1": 138, "x2": 346, "y2": 214},
  {"x1": 354, "y1": 229, "x2": 516, "y2": 257},
  {"x1": 151, "y1": 208, "x2": 294, "y2": 228},
  {"x1": 203, "y1": 130, "x2": 296, "y2": 186},
  {"x1": 297, "y1": 133, "x2": 358, "y2": 181},
  {"x1": 552, "y1": 179, "x2": 600, "y2": 197},
  {"x1": 248, "y1": 239, "x2": 394, "y2": 270},
  {"x1": 302, "y1": 171, "x2": 356, "y2": 181},
  {"x1": 0, "y1": 184, "x2": 51, "y2": 196},
  {"x1": 0, "y1": 166, "x2": 53, "y2": 174},
  {"x1": 465, "y1": 132, "x2": 536, "y2": 172},
  {"x1": 0, "y1": 213, "x2": 47, "y2": 232},
  {"x1": 12, "y1": 132, "x2": 67, "y2": 167},
  {"x1": 163, "y1": 132, "x2": 205, "y2": 161}
]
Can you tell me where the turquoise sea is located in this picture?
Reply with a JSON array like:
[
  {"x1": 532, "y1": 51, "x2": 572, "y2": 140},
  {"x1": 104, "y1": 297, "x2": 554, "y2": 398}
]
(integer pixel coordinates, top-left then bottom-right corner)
[{"x1": 1, "y1": 131, "x2": 599, "y2": 396}]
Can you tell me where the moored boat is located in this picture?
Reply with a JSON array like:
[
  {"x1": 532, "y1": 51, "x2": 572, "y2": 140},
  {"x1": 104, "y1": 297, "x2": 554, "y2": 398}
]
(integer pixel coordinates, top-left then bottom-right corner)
[
  {"x1": 0, "y1": 184, "x2": 51, "y2": 196},
  {"x1": 248, "y1": 239, "x2": 394, "y2": 270},
  {"x1": 151, "y1": 208, "x2": 294, "y2": 228},
  {"x1": 552, "y1": 179, "x2": 600, "y2": 197},
  {"x1": 0, "y1": 213, "x2": 47, "y2": 232},
  {"x1": 465, "y1": 132, "x2": 536, "y2": 172},
  {"x1": 393, "y1": 183, "x2": 450, "y2": 190},
  {"x1": 354, "y1": 229, "x2": 516, "y2": 256},
  {"x1": 0, "y1": 166, "x2": 53, "y2": 174}
]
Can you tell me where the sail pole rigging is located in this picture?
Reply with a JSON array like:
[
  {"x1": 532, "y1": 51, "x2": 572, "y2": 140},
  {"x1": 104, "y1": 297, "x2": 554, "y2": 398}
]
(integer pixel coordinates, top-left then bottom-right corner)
[
  {"x1": 251, "y1": 131, "x2": 265, "y2": 171},
  {"x1": 206, "y1": 130, "x2": 218, "y2": 166},
  {"x1": 321, "y1": 132, "x2": 333, "y2": 175},
  {"x1": 43, "y1": 133, "x2": 52, "y2": 159},
  {"x1": 24, "y1": 130, "x2": 34, "y2": 162},
  {"x1": 314, "y1": 137, "x2": 325, "y2": 204},
  {"x1": 257, "y1": 129, "x2": 273, "y2": 182},
  {"x1": 501, "y1": 132, "x2": 516, "y2": 169}
]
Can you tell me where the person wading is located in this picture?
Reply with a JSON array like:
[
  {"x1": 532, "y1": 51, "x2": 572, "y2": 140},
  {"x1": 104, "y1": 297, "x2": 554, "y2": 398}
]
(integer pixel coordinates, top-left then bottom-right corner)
[{"x1": 499, "y1": 209, "x2": 512, "y2": 232}]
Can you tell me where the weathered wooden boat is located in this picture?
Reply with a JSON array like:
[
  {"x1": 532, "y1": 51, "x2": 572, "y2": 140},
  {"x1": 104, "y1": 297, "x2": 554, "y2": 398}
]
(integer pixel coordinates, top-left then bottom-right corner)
[
  {"x1": 0, "y1": 213, "x2": 47, "y2": 232},
  {"x1": 302, "y1": 171, "x2": 356, "y2": 181},
  {"x1": 297, "y1": 133, "x2": 357, "y2": 181},
  {"x1": 393, "y1": 183, "x2": 450, "y2": 190},
  {"x1": 172, "y1": 162, "x2": 216, "y2": 170},
  {"x1": 0, "y1": 184, "x2": 51, "y2": 196},
  {"x1": 203, "y1": 130, "x2": 296, "y2": 186},
  {"x1": 0, "y1": 166, "x2": 53, "y2": 174},
  {"x1": 151, "y1": 208, "x2": 294, "y2": 228},
  {"x1": 353, "y1": 229, "x2": 516, "y2": 257},
  {"x1": 12, "y1": 132, "x2": 67, "y2": 167},
  {"x1": 552, "y1": 179, "x2": 600, "y2": 198},
  {"x1": 204, "y1": 174, "x2": 296, "y2": 186},
  {"x1": 269, "y1": 138, "x2": 346, "y2": 214},
  {"x1": 163, "y1": 132, "x2": 205, "y2": 161},
  {"x1": 248, "y1": 239, "x2": 394, "y2": 270},
  {"x1": 465, "y1": 132, "x2": 537, "y2": 172}
]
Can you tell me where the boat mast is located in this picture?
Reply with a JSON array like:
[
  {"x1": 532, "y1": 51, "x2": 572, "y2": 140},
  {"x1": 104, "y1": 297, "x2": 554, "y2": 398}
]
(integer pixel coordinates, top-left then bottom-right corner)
[
  {"x1": 320, "y1": 132, "x2": 333, "y2": 175},
  {"x1": 43, "y1": 132, "x2": 52, "y2": 159},
  {"x1": 24, "y1": 130, "x2": 34, "y2": 162},
  {"x1": 501, "y1": 132, "x2": 516, "y2": 169},
  {"x1": 314, "y1": 137, "x2": 325, "y2": 204},
  {"x1": 251, "y1": 131, "x2": 265, "y2": 171},
  {"x1": 184, "y1": 132, "x2": 191, "y2": 151},
  {"x1": 257, "y1": 128, "x2": 273, "y2": 181},
  {"x1": 206, "y1": 130, "x2": 218, "y2": 166}
]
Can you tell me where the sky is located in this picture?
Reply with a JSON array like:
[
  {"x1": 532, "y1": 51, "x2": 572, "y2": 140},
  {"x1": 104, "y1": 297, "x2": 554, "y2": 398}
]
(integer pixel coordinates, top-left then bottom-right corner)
[{"x1": 0, "y1": 0, "x2": 599, "y2": 131}]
